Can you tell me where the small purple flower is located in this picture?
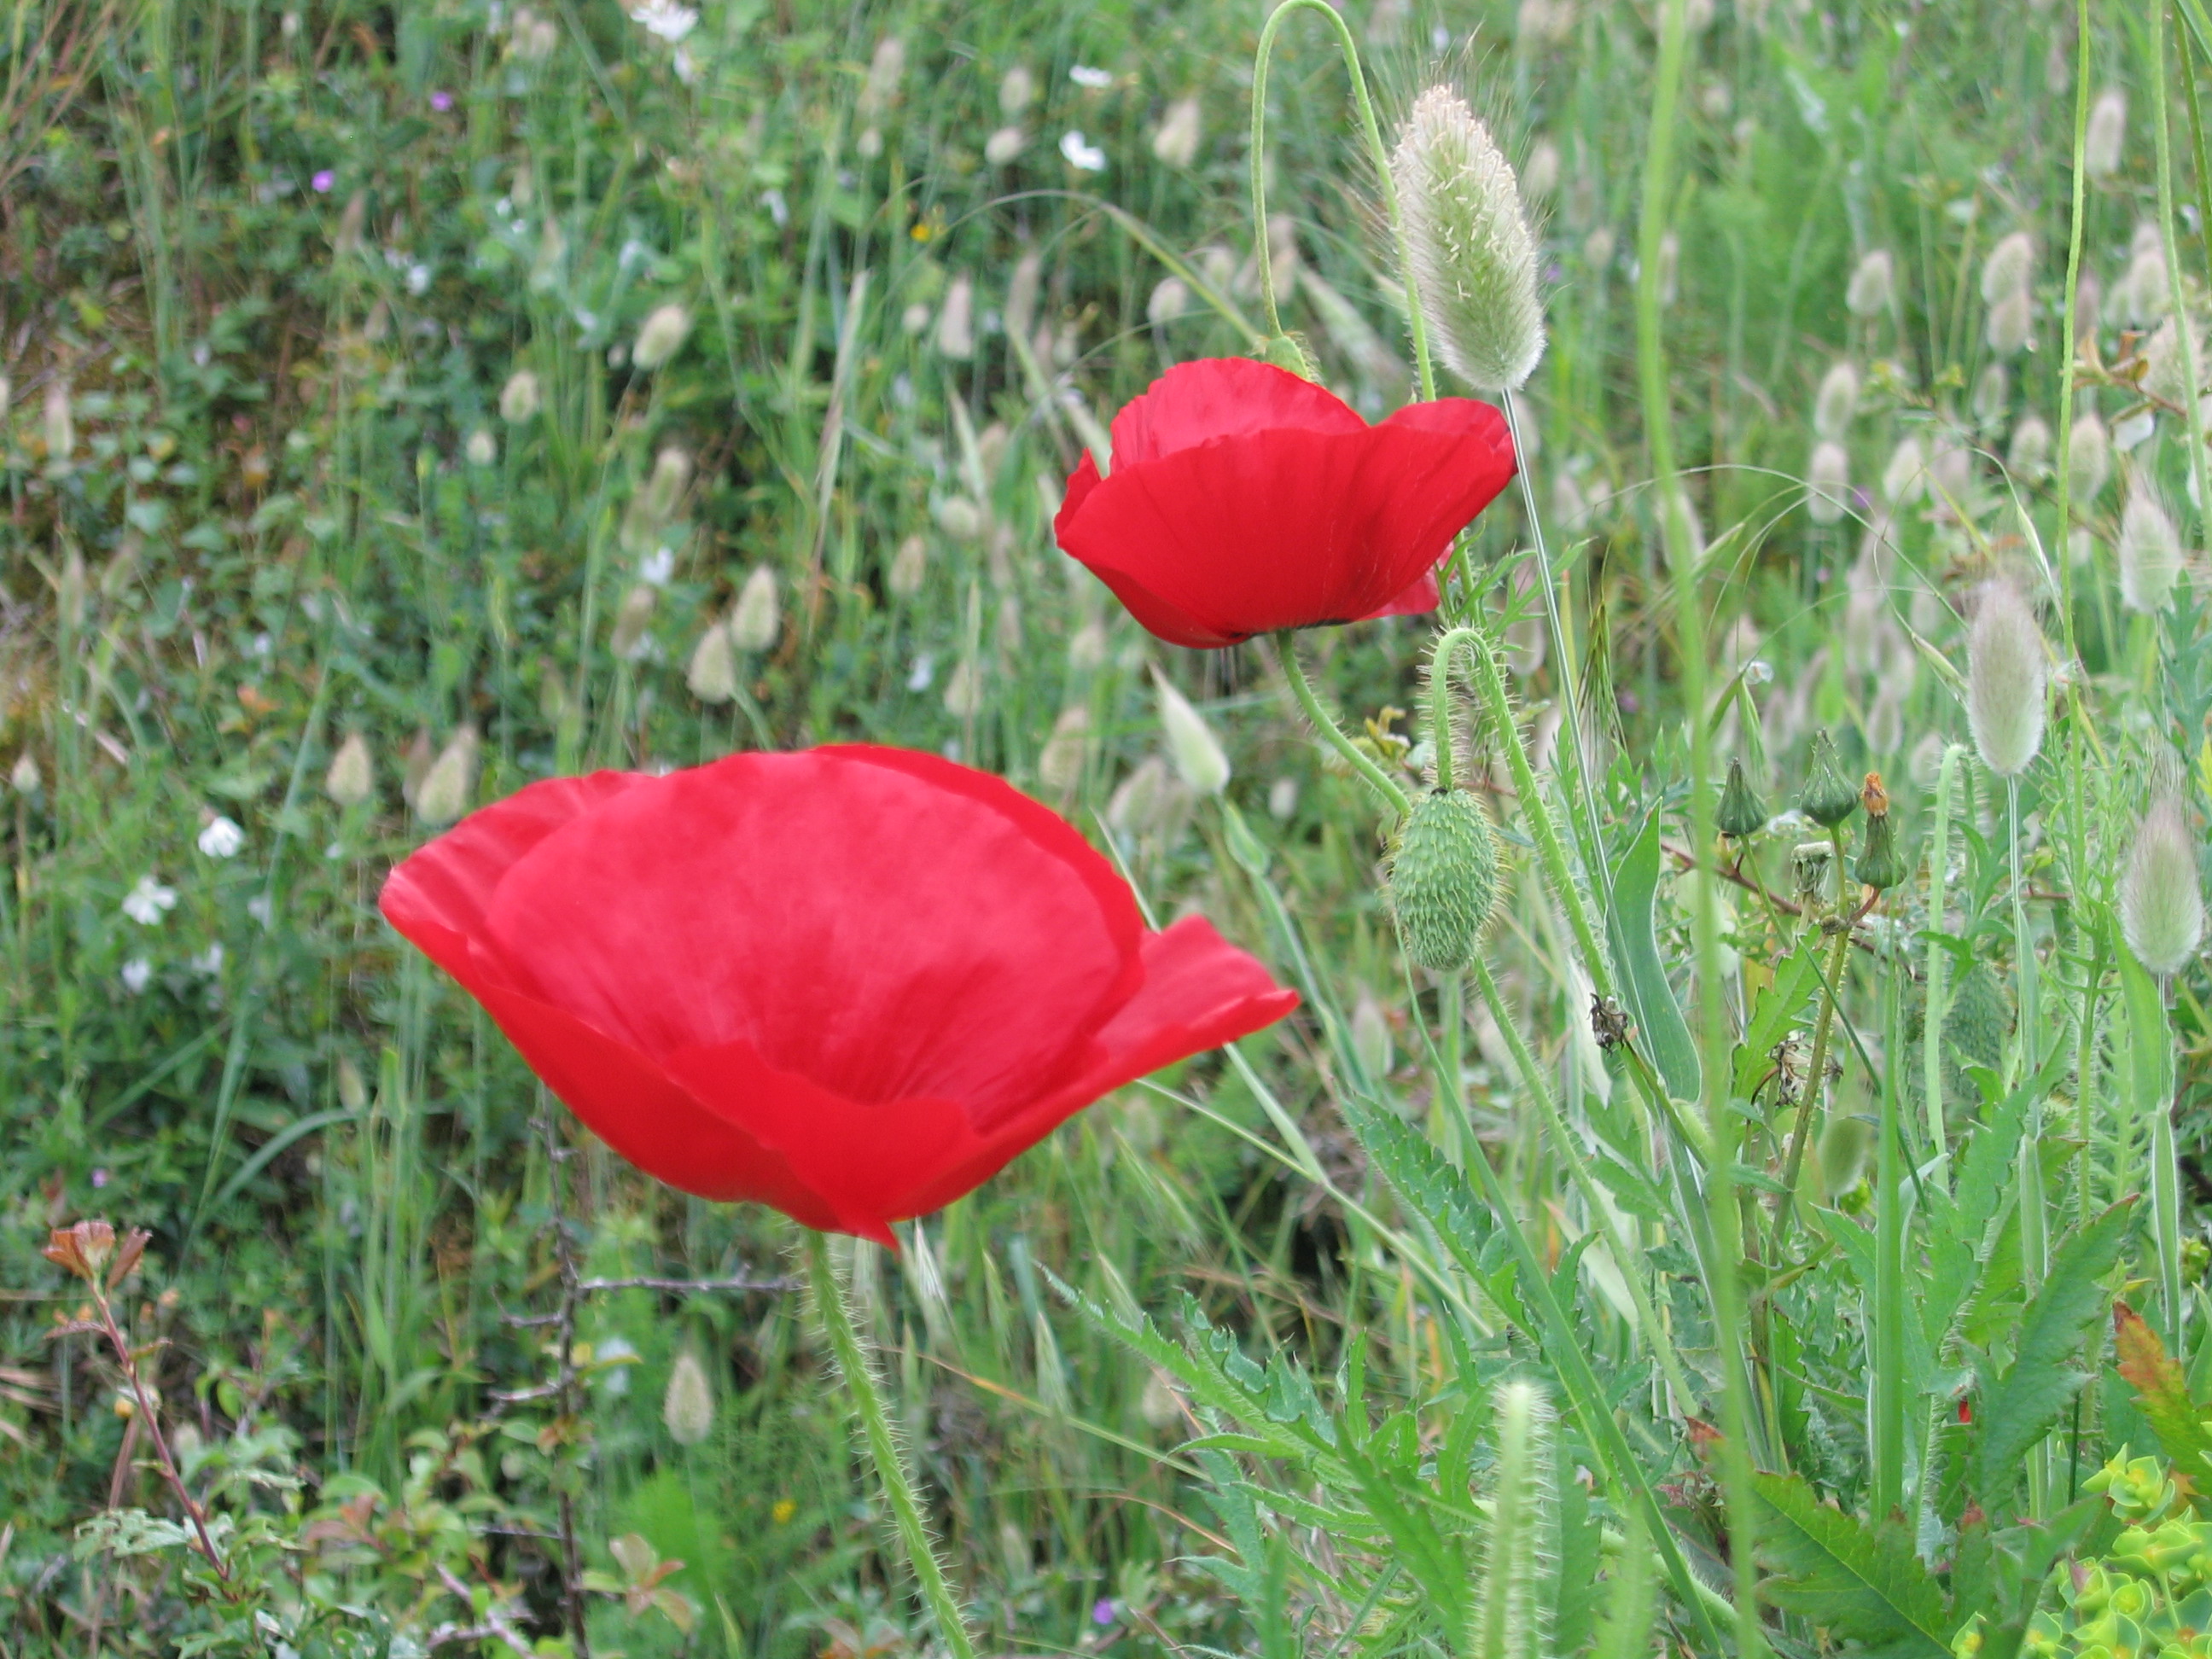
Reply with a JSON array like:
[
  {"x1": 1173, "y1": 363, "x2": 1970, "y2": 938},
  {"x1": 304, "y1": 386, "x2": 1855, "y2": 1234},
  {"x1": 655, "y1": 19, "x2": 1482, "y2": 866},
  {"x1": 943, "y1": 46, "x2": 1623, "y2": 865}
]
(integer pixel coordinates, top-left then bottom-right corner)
[
  {"x1": 1852, "y1": 486, "x2": 1874, "y2": 509},
  {"x1": 311, "y1": 169, "x2": 335, "y2": 193},
  {"x1": 1091, "y1": 1599, "x2": 1116, "y2": 1627},
  {"x1": 91, "y1": 1167, "x2": 109, "y2": 1189},
  {"x1": 431, "y1": 90, "x2": 453, "y2": 112}
]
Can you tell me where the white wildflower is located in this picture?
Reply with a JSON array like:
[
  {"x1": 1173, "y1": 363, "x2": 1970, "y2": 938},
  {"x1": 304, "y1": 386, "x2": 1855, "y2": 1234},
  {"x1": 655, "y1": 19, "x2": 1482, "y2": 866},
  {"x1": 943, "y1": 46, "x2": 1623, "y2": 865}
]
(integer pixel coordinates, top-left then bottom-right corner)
[
  {"x1": 123, "y1": 876, "x2": 178, "y2": 926},
  {"x1": 197, "y1": 816, "x2": 245, "y2": 859}
]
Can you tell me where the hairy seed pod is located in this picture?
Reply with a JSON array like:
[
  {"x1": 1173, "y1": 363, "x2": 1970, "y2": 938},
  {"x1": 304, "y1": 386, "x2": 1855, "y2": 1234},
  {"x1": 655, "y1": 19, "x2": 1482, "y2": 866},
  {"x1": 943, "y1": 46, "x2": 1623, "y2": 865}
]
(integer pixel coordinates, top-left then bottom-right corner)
[
  {"x1": 1846, "y1": 249, "x2": 1895, "y2": 317},
  {"x1": 1800, "y1": 730, "x2": 1860, "y2": 827},
  {"x1": 2086, "y1": 87, "x2": 2128, "y2": 179},
  {"x1": 2119, "y1": 481, "x2": 2183, "y2": 614},
  {"x1": 1965, "y1": 582, "x2": 2046, "y2": 777},
  {"x1": 1717, "y1": 757, "x2": 1767, "y2": 840},
  {"x1": 1392, "y1": 87, "x2": 1546, "y2": 393},
  {"x1": 1813, "y1": 360, "x2": 1860, "y2": 439},
  {"x1": 2121, "y1": 795, "x2": 2204, "y2": 975},
  {"x1": 1389, "y1": 789, "x2": 1499, "y2": 973}
]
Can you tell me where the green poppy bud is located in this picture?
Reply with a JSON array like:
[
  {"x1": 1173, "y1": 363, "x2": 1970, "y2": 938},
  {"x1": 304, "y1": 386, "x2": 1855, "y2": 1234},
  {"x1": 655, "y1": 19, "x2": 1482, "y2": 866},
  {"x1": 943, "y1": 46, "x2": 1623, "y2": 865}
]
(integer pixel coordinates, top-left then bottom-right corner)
[
  {"x1": 1800, "y1": 730, "x2": 1860, "y2": 828},
  {"x1": 1257, "y1": 331, "x2": 1322, "y2": 381},
  {"x1": 1389, "y1": 789, "x2": 1499, "y2": 973},
  {"x1": 1854, "y1": 806, "x2": 1906, "y2": 891},
  {"x1": 1717, "y1": 758, "x2": 1767, "y2": 840}
]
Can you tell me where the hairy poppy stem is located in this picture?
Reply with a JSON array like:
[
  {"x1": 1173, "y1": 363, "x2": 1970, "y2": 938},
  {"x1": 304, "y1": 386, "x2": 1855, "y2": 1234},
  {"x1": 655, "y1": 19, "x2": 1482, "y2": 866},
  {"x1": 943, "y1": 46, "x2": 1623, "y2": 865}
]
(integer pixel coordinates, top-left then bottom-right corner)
[
  {"x1": 1273, "y1": 632, "x2": 1412, "y2": 818},
  {"x1": 805, "y1": 1231, "x2": 978, "y2": 1659}
]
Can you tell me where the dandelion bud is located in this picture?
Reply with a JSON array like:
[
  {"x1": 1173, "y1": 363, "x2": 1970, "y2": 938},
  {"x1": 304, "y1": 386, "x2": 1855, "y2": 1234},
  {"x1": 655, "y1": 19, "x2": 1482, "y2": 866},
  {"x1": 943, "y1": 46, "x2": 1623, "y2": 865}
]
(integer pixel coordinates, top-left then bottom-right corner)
[
  {"x1": 500, "y1": 370, "x2": 541, "y2": 423},
  {"x1": 1151, "y1": 96, "x2": 1202, "y2": 168},
  {"x1": 1854, "y1": 777, "x2": 1906, "y2": 891},
  {"x1": 727, "y1": 564, "x2": 780, "y2": 652},
  {"x1": 685, "y1": 622, "x2": 737, "y2": 703},
  {"x1": 2068, "y1": 414, "x2": 2112, "y2": 501},
  {"x1": 44, "y1": 381, "x2": 73, "y2": 465},
  {"x1": 1807, "y1": 440, "x2": 1850, "y2": 525},
  {"x1": 2119, "y1": 481, "x2": 2183, "y2": 614},
  {"x1": 415, "y1": 725, "x2": 480, "y2": 827},
  {"x1": 1392, "y1": 87, "x2": 1545, "y2": 394},
  {"x1": 1813, "y1": 360, "x2": 1860, "y2": 439},
  {"x1": 1965, "y1": 582, "x2": 2046, "y2": 777},
  {"x1": 888, "y1": 534, "x2": 928, "y2": 597},
  {"x1": 1981, "y1": 230, "x2": 2034, "y2": 305},
  {"x1": 611, "y1": 583, "x2": 658, "y2": 661},
  {"x1": 2120, "y1": 795, "x2": 2204, "y2": 976},
  {"x1": 1151, "y1": 669, "x2": 1229, "y2": 797},
  {"x1": 12, "y1": 750, "x2": 42, "y2": 795},
  {"x1": 1882, "y1": 435, "x2": 1926, "y2": 504},
  {"x1": 1037, "y1": 706, "x2": 1091, "y2": 797},
  {"x1": 999, "y1": 65, "x2": 1035, "y2": 117},
  {"x1": 2006, "y1": 415, "x2": 2052, "y2": 478},
  {"x1": 1389, "y1": 790, "x2": 1499, "y2": 973},
  {"x1": 935, "y1": 274, "x2": 975, "y2": 360},
  {"x1": 1801, "y1": 730, "x2": 1860, "y2": 827},
  {"x1": 663, "y1": 1350, "x2": 716, "y2": 1446},
  {"x1": 632, "y1": 303, "x2": 693, "y2": 370},
  {"x1": 1986, "y1": 288, "x2": 2032, "y2": 357},
  {"x1": 2086, "y1": 87, "x2": 2127, "y2": 179},
  {"x1": 1846, "y1": 249, "x2": 1895, "y2": 317},
  {"x1": 1717, "y1": 757, "x2": 1767, "y2": 839}
]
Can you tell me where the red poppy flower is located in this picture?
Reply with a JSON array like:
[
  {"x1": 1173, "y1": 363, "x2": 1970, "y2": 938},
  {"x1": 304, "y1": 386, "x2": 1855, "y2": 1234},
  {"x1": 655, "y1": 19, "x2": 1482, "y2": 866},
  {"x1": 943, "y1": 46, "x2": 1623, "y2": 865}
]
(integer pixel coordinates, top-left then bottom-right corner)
[
  {"x1": 380, "y1": 746, "x2": 1296, "y2": 1243},
  {"x1": 1052, "y1": 358, "x2": 1517, "y2": 649}
]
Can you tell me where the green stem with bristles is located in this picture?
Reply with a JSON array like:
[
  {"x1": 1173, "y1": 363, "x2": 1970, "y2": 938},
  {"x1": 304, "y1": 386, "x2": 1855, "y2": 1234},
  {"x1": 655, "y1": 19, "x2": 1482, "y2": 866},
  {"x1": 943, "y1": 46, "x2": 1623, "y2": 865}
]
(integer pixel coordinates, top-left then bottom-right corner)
[
  {"x1": 1247, "y1": 0, "x2": 1433, "y2": 397},
  {"x1": 1277, "y1": 632, "x2": 1412, "y2": 818},
  {"x1": 805, "y1": 1231, "x2": 978, "y2": 1659}
]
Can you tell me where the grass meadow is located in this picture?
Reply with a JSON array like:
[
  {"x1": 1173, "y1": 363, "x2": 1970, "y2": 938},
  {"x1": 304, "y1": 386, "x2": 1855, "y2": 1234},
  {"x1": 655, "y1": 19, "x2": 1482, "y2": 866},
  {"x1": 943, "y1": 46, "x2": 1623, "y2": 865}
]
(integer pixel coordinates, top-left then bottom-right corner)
[{"x1": 6, "y1": 0, "x2": 2212, "y2": 1655}]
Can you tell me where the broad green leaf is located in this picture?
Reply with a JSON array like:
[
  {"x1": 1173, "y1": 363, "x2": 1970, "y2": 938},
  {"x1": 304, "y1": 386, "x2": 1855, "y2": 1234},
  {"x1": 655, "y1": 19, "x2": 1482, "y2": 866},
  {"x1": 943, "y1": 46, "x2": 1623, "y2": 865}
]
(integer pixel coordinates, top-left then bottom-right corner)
[
  {"x1": 2111, "y1": 1301, "x2": 2212, "y2": 1505},
  {"x1": 1753, "y1": 1470, "x2": 1949, "y2": 1659},
  {"x1": 1604, "y1": 804, "x2": 1702, "y2": 1103},
  {"x1": 1733, "y1": 943, "x2": 1822, "y2": 1103},
  {"x1": 1973, "y1": 1204, "x2": 2135, "y2": 1496}
]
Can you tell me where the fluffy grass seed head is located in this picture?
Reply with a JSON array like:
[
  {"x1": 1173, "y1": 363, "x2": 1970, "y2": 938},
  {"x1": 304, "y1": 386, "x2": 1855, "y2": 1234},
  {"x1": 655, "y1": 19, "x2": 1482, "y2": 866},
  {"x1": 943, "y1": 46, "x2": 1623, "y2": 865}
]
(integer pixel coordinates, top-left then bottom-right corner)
[
  {"x1": 2007, "y1": 415, "x2": 2052, "y2": 478},
  {"x1": 2120, "y1": 794, "x2": 2205, "y2": 977},
  {"x1": 632, "y1": 303, "x2": 692, "y2": 370},
  {"x1": 1151, "y1": 669, "x2": 1229, "y2": 797},
  {"x1": 415, "y1": 725, "x2": 480, "y2": 827},
  {"x1": 1037, "y1": 707, "x2": 1091, "y2": 798},
  {"x1": 2069, "y1": 414, "x2": 2112, "y2": 502},
  {"x1": 1882, "y1": 435, "x2": 1927, "y2": 504},
  {"x1": 729, "y1": 564, "x2": 782, "y2": 652},
  {"x1": 1986, "y1": 287, "x2": 2032, "y2": 357},
  {"x1": 1151, "y1": 96, "x2": 1201, "y2": 168},
  {"x1": 685, "y1": 622, "x2": 736, "y2": 703},
  {"x1": 1813, "y1": 360, "x2": 1860, "y2": 439},
  {"x1": 325, "y1": 733, "x2": 373, "y2": 806},
  {"x1": 1965, "y1": 581, "x2": 2047, "y2": 777},
  {"x1": 11, "y1": 751, "x2": 40, "y2": 795},
  {"x1": 1807, "y1": 440, "x2": 1850, "y2": 525},
  {"x1": 1846, "y1": 249, "x2": 1895, "y2": 317},
  {"x1": 663, "y1": 1350, "x2": 716, "y2": 1445},
  {"x1": 2119, "y1": 480, "x2": 2184, "y2": 614},
  {"x1": 2087, "y1": 87, "x2": 2128, "y2": 179},
  {"x1": 499, "y1": 370, "x2": 541, "y2": 423},
  {"x1": 1981, "y1": 231, "x2": 2034, "y2": 305},
  {"x1": 1392, "y1": 88, "x2": 1546, "y2": 394}
]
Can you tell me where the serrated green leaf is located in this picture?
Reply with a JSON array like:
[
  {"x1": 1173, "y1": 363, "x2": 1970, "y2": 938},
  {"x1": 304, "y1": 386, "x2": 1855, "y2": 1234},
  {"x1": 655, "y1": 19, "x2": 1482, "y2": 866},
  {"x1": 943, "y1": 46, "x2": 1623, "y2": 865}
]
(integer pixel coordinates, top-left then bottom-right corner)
[
  {"x1": 2112, "y1": 1301, "x2": 2212, "y2": 1505},
  {"x1": 1753, "y1": 1470, "x2": 1949, "y2": 1659}
]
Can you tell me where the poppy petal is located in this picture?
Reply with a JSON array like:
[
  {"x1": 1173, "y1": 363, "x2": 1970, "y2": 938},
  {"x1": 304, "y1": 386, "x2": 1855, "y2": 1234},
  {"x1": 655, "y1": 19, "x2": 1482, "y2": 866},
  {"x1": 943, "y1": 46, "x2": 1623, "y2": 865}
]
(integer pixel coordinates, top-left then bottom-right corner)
[
  {"x1": 1109, "y1": 358, "x2": 1365, "y2": 468},
  {"x1": 1060, "y1": 411, "x2": 1514, "y2": 643},
  {"x1": 480, "y1": 748, "x2": 1147, "y2": 1120}
]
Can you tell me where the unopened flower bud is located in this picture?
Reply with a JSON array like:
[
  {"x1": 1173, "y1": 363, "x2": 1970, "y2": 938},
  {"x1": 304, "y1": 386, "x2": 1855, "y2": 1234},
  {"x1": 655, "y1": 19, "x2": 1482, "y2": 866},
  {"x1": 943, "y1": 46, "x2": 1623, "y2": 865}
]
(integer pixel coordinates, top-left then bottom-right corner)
[
  {"x1": 1392, "y1": 87, "x2": 1545, "y2": 393},
  {"x1": 611, "y1": 583, "x2": 657, "y2": 660},
  {"x1": 685, "y1": 621, "x2": 737, "y2": 703},
  {"x1": 1981, "y1": 231, "x2": 2034, "y2": 305},
  {"x1": 326, "y1": 734, "x2": 374, "y2": 809},
  {"x1": 1151, "y1": 96, "x2": 1202, "y2": 168},
  {"x1": 2069, "y1": 414, "x2": 2112, "y2": 501},
  {"x1": 1152, "y1": 669, "x2": 1229, "y2": 796},
  {"x1": 1389, "y1": 789, "x2": 1499, "y2": 972},
  {"x1": 1846, "y1": 249, "x2": 1895, "y2": 317},
  {"x1": 663, "y1": 1349, "x2": 716, "y2": 1445},
  {"x1": 1717, "y1": 757, "x2": 1767, "y2": 839},
  {"x1": 1965, "y1": 582, "x2": 2046, "y2": 777},
  {"x1": 2086, "y1": 87, "x2": 2127, "y2": 179},
  {"x1": 2119, "y1": 481, "x2": 2182, "y2": 614},
  {"x1": 1801, "y1": 730, "x2": 1860, "y2": 827},
  {"x1": 1813, "y1": 361, "x2": 1860, "y2": 439},
  {"x1": 1854, "y1": 776, "x2": 1906, "y2": 890},
  {"x1": 2007, "y1": 415, "x2": 2052, "y2": 478},
  {"x1": 2120, "y1": 795, "x2": 2204, "y2": 975},
  {"x1": 1807, "y1": 440, "x2": 1850, "y2": 525},
  {"x1": 415, "y1": 725, "x2": 480, "y2": 827},
  {"x1": 500, "y1": 369, "x2": 541, "y2": 423},
  {"x1": 632, "y1": 303, "x2": 693, "y2": 370},
  {"x1": 728, "y1": 564, "x2": 780, "y2": 651}
]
